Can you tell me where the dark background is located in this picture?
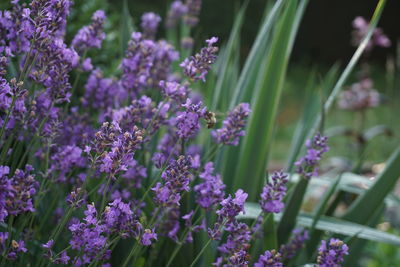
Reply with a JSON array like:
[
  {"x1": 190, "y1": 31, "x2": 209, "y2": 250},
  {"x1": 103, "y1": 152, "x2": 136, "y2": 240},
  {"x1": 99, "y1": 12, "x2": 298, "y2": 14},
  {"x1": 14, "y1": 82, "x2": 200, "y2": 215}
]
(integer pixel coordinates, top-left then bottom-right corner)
[{"x1": 119, "y1": 0, "x2": 400, "y2": 65}]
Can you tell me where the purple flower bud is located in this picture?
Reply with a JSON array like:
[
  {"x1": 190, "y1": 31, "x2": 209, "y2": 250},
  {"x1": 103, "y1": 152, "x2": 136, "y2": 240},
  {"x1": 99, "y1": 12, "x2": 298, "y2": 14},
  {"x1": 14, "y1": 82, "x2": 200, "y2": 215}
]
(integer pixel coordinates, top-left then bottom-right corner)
[
  {"x1": 255, "y1": 250, "x2": 283, "y2": 267},
  {"x1": 212, "y1": 103, "x2": 251, "y2": 146},
  {"x1": 180, "y1": 37, "x2": 218, "y2": 82},
  {"x1": 152, "y1": 155, "x2": 193, "y2": 206},
  {"x1": 175, "y1": 98, "x2": 207, "y2": 139},
  {"x1": 295, "y1": 133, "x2": 329, "y2": 179},
  {"x1": 194, "y1": 162, "x2": 226, "y2": 209},
  {"x1": 183, "y1": 0, "x2": 202, "y2": 27},
  {"x1": 166, "y1": 1, "x2": 188, "y2": 28},
  {"x1": 72, "y1": 10, "x2": 106, "y2": 53},
  {"x1": 216, "y1": 189, "x2": 248, "y2": 221},
  {"x1": 141, "y1": 12, "x2": 161, "y2": 40},
  {"x1": 351, "y1": 16, "x2": 391, "y2": 51},
  {"x1": 338, "y1": 78, "x2": 380, "y2": 110},
  {"x1": 317, "y1": 238, "x2": 348, "y2": 267},
  {"x1": 260, "y1": 170, "x2": 288, "y2": 213},
  {"x1": 141, "y1": 229, "x2": 157, "y2": 246},
  {"x1": 279, "y1": 229, "x2": 309, "y2": 260},
  {"x1": 159, "y1": 80, "x2": 188, "y2": 103}
]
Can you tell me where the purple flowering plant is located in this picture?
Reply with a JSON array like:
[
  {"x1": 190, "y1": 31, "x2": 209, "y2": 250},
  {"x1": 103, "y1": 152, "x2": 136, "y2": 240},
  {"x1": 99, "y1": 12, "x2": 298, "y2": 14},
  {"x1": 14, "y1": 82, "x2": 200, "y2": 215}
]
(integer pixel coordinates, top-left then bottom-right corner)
[{"x1": 0, "y1": 0, "x2": 398, "y2": 266}]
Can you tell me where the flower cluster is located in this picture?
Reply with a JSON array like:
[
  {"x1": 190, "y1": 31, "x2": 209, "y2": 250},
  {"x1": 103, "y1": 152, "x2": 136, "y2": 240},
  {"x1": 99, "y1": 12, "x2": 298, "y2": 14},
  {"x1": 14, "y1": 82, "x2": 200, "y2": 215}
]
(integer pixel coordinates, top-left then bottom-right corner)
[
  {"x1": 175, "y1": 98, "x2": 207, "y2": 139},
  {"x1": 121, "y1": 32, "x2": 179, "y2": 95},
  {"x1": 82, "y1": 68, "x2": 121, "y2": 112},
  {"x1": 351, "y1": 16, "x2": 391, "y2": 51},
  {"x1": 152, "y1": 155, "x2": 193, "y2": 206},
  {"x1": 260, "y1": 170, "x2": 289, "y2": 213},
  {"x1": 212, "y1": 103, "x2": 251, "y2": 146},
  {"x1": 295, "y1": 133, "x2": 329, "y2": 179},
  {"x1": 72, "y1": 10, "x2": 106, "y2": 53},
  {"x1": 279, "y1": 229, "x2": 309, "y2": 260},
  {"x1": 317, "y1": 238, "x2": 349, "y2": 267},
  {"x1": 91, "y1": 121, "x2": 144, "y2": 178},
  {"x1": 0, "y1": 233, "x2": 27, "y2": 261},
  {"x1": 0, "y1": 165, "x2": 39, "y2": 221},
  {"x1": 166, "y1": 1, "x2": 188, "y2": 28},
  {"x1": 194, "y1": 162, "x2": 226, "y2": 209},
  {"x1": 184, "y1": 0, "x2": 202, "y2": 27},
  {"x1": 255, "y1": 249, "x2": 283, "y2": 267},
  {"x1": 141, "y1": 12, "x2": 161, "y2": 40},
  {"x1": 338, "y1": 77, "x2": 380, "y2": 111},
  {"x1": 180, "y1": 37, "x2": 219, "y2": 82}
]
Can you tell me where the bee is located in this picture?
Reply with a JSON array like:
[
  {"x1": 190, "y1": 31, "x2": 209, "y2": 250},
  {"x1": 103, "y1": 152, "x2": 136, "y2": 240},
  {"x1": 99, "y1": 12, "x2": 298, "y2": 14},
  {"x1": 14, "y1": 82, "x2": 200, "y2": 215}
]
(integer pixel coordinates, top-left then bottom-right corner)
[{"x1": 205, "y1": 111, "x2": 217, "y2": 129}]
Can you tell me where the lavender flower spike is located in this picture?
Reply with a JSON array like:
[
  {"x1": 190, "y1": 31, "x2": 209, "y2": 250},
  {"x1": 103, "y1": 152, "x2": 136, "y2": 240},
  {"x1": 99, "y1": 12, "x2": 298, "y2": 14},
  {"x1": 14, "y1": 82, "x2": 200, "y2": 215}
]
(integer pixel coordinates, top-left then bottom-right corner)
[
  {"x1": 72, "y1": 10, "x2": 106, "y2": 53},
  {"x1": 180, "y1": 37, "x2": 218, "y2": 82},
  {"x1": 254, "y1": 250, "x2": 283, "y2": 267},
  {"x1": 295, "y1": 133, "x2": 329, "y2": 179},
  {"x1": 216, "y1": 189, "x2": 248, "y2": 221},
  {"x1": 279, "y1": 229, "x2": 309, "y2": 260},
  {"x1": 184, "y1": 0, "x2": 202, "y2": 27},
  {"x1": 212, "y1": 103, "x2": 251, "y2": 146},
  {"x1": 194, "y1": 162, "x2": 226, "y2": 209},
  {"x1": 317, "y1": 238, "x2": 348, "y2": 267},
  {"x1": 141, "y1": 12, "x2": 161, "y2": 40},
  {"x1": 166, "y1": 1, "x2": 188, "y2": 29},
  {"x1": 260, "y1": 170, "x2": 288, "y2": 214}
]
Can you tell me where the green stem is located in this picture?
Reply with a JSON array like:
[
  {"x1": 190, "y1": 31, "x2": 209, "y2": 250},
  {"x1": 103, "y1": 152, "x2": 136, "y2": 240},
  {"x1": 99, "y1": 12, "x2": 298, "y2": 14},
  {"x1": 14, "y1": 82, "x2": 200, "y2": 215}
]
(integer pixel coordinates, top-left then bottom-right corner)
[
  {"x1": 189, "y1": 239, "x2": 212, "y2": 267},
  {"x1": 121, "y1": 241, "x2": 140, "y2": 267}
]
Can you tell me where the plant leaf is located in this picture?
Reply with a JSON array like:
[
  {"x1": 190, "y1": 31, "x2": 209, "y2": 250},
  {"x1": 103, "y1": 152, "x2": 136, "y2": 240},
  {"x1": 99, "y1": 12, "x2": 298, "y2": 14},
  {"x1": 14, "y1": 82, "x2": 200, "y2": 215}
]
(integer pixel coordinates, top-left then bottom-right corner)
[{"x1": 240, "y1": 203, "x2": 400, "y2": 246}]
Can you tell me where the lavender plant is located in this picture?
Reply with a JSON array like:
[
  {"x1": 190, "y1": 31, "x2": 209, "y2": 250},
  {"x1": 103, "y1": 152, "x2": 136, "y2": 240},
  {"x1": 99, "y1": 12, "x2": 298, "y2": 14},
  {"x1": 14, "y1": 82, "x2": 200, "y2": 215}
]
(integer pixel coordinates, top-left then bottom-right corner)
[{"x1": 0, "y1": 0, "x2": 397, "y2": 266}]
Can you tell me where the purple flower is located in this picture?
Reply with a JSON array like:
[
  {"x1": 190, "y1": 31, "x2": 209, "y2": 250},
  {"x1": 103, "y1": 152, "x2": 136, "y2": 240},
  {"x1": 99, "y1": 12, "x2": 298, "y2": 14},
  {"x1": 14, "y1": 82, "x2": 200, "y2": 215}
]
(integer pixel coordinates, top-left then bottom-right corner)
[
  {"x1": 351, "y1": 16, "x2": 391, "y2": 51},
  {"x1": 66, "y1": 188, "x2": 86, "y2": 208},
  {"x1": 0, "y1": 166, "x2": 13, "y2": 221},
  {"x1": 69, "y1": 204, "x2": 110, "y2": 264},
  {"x1": 54, "y1": 251, "x2": 70, "y2": 264},
  {"x1": 92, "y1": 122, "x2": 144, "y2": 178},
  {"x1": 212, "y1": 220, "x2": 250, "y2": 266},
  {"x1": 49, "y1": 145, "x2": 86, "y2": 183},
  {"x1": 338, "y1": 78, "x2": 380, "y2": 111},
  {"x1": 81, "y1": 57, "x2": 93, "y2": 72},
  {"x1": 254, "y1": 250, "x2": 283, "y2": 267},
  {"x1": 121, "y1": 32, "x2": 179, "y2": 95},
  {"x1": 0, "y1": 2, "x2": 32, "y2": 56},
  {"x1": 212, "y1": 103, "x2": 251, "y2": 146},
  {"x1": 111, "y1": 95, "x2": 166, "y2": 134},
  {"x1": 141, "y1": 229, "x2": 157, "y2": 246},
  {"x1": 194, "y1": 162, "x2": 226, "y2": 209},
  {"x1": 183, "y1": 0, "x2": 202, "y2": 27},
  {"x1": 103, "y1": 198, "x2": 141, "y2": 238},
  {"x1": 141, "y1": 12, "x2": 161, "y2": 40},
  {"x1": 260, "y1": 170, "x2": 288, "y2": 213},
  {"x1": 180, "y1": 37, "x2": 218, "y2": 82},
  {"x1": 6, "y1": 165, "x2": 39, "y2": 217},
  {"x1": 216, "y1": 189, "x2": 248, "y2": 221},
  {"x1": 295, "y1": 133, "x2": 329, "y2": 179},
  {"x1": 72, "y1": 10, "x2": 106, "y2": 53},
  {"x1": 317, "y1": 238, "x2": 348, "y2": 267},
  {"x1": 279, "y1": 229, "x2": 309, "y2": 260},
  {"x1": 152, "y1": 155, "x2": 193, "y2": 206},
  {"x1": 159, "y1": 80, "x2": 188, "y2": 103},
  {"x1": 175, "y1": 98, "x2": 207, "y2": 139},
  {"x1": 7, "y1": 240, "x2": 27, "y2": 260},
  {"x1": 166, "y1": 1, "x2": 188, "y2": 28},
  {"x1": 42, "y1": 240, "x2": 54, "y2": 250},
  {"x1": 122, "y1": 159, "x2": 147, "y2": 189},
  {"x1": 83, "y1": 69, "x2": 120, "y2": 111}
]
